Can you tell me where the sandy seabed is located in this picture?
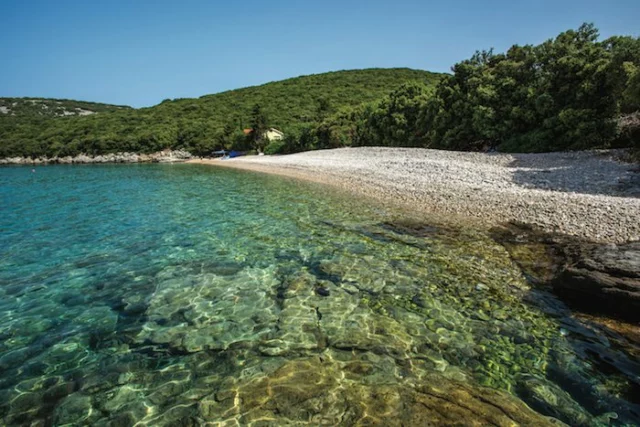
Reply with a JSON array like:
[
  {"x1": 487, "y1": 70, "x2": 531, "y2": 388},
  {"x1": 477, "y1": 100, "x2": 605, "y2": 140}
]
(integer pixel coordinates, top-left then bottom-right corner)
[{"x1": 188, "y1": 147, "x2": 640, "y2": 243}]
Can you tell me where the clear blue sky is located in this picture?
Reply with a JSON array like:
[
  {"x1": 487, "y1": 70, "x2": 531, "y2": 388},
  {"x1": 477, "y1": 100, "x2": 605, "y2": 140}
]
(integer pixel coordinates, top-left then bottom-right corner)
[{"x1": 1, "y1": 0, "x2": 638, "y2": 108}]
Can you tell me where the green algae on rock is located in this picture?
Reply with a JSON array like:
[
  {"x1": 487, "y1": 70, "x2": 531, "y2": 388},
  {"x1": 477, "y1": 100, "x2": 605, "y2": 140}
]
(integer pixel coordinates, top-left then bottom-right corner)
[{"x1": 197, "y1": 356, "x2": 561, "y2": 426}]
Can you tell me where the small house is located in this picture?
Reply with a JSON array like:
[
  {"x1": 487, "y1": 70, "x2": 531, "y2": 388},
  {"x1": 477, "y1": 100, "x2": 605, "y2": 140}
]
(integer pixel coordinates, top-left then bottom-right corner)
[
  {"x1": 243, "y1": 128, "x2": 284, "y2": 141},
  {"x1": 264, "y1": 128, "x2": 284, "y2": 141}
]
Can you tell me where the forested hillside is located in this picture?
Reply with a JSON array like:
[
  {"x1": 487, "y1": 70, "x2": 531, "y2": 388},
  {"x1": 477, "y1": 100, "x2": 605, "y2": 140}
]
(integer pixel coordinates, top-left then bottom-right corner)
[
  {"x1": 1, "y1": 24, "x2": 639, "y2": 159},
  {"x1": 0, "y1": 69, "x2": 441, "y2": 157},
  {"x1": 0, "y1": 98, "x2": 130, "y2": 118}
]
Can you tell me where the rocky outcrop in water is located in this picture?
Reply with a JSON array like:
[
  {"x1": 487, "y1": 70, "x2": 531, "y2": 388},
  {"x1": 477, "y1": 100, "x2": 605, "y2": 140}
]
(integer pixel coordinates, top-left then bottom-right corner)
[
  {"x1": 553, "y1": 242, "x2": 640, "y2": 322},
  {"x1": 492, "y1": 224, "x2": 640, "y2": 322},
  {"x1": 0, "y1": 150, "x2": 193, "y2": 165}
]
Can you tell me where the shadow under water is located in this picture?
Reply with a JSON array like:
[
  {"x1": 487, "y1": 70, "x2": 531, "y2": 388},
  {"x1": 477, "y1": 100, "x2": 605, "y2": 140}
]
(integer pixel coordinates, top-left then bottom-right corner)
[{"x1": 0, "y1": 164, "x2": 638, "y2": 425}]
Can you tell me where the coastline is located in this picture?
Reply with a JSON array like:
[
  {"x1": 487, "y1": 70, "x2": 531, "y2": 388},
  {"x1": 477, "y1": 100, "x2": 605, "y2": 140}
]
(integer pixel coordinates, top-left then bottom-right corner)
[
  {"x1": 188, "y1": 147, "x2": 640, "y2": 244},
  {"x1": 0, "y1": 150, "x2": 192, "y2": 165}
]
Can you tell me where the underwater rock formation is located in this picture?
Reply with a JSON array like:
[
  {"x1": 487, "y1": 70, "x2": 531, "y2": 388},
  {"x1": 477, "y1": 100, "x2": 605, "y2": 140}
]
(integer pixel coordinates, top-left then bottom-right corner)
[
  {"x1": 197, "y1": 356, "x2": 561, "y2": 426},
  {"x1": 554, "y1": 242, "x2": 640, "y2": 322}
]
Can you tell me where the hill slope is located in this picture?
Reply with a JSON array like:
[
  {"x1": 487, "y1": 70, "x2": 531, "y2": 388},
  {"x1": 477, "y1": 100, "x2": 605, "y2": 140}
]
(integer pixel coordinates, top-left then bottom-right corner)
[
  {"x1": 0, "y1": 98, "x2": 130, "y2": 118},
  {"x1": 0, "y1": 68, "x2": 443, "y2": 157}
]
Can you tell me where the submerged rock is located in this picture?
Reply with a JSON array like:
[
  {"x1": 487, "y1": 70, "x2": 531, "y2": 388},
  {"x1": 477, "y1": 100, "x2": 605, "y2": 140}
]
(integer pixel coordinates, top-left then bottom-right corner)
[
  {"x1": 198, "y1": 356, "x2": 560, "y2": 426},
  {"x1": 135, "y1": 267, "x2": 281, "y2": 353},
  {"x1": 553, "y1": 242, "x2": 640, "y2": 322},
  {"x1": 493, "y1": 224, "x2": 640, "y2": 323},
  {"x1": 315, "y1": 287, "x2": 330, "y2": 297},
  {"x1": 516, "y1": 375, "x2": 593, "y2": 425},
  {"x1": 53, "y1": 393, "x2": 93, "y2": 425}
]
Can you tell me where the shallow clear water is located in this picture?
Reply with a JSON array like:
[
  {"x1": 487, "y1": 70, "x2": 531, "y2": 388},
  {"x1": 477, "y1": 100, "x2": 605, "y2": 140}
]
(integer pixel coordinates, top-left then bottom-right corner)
[{"x1": 0, "y1": 164, "x2": 638, "y2": 426}]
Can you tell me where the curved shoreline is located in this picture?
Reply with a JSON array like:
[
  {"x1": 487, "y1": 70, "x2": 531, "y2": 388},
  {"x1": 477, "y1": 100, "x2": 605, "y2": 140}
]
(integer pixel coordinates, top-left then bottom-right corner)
[{"x1": 188, "y1": 147, "x2": 640, "y2": 243}]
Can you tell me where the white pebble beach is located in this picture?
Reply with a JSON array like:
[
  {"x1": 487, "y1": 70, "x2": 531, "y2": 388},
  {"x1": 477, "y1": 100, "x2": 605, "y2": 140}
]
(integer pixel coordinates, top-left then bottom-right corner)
[{"x1": 188, "y1": 147, "x2": 640, "y2": 243}]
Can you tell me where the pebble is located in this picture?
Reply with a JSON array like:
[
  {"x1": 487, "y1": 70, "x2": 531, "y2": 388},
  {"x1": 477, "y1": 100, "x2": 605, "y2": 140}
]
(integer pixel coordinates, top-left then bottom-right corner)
[{"x1": 315, "y1": 287, "x2": 330, "y2": 297}]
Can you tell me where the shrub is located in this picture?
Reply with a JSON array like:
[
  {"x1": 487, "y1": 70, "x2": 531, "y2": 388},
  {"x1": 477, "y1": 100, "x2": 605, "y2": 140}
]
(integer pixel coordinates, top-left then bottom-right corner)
[{"x1": 264, "y1": 139, "x2": 287, "y2": 155}]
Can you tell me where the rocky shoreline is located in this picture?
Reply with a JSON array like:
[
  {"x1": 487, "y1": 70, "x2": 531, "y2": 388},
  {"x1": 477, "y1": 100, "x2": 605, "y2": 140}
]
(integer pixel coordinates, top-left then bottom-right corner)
[{"x1": 0, "y1": 150, "x2": 193, "y2": 165}]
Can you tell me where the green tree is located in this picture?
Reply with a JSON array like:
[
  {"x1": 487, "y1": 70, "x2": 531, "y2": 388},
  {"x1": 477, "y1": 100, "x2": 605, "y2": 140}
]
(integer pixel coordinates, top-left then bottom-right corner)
[
  {"x1": 361, "y1": 82, "x2": 432, "y2": 147},
  {"x1": 215, "y1": 122, "x2": 237, "y2": 150},
  {"x1": 249, "y1": 104, "x2": 269, "y2": 152},
  {"x1": 622, "y1": 64, "x2": 640, "y2": 111},
  {"x1": 602, "y1": 35, "x2": 640, "y2": 113},
  {"x1": 316, "y1": 97, "x2": 332, "y2": 121}
]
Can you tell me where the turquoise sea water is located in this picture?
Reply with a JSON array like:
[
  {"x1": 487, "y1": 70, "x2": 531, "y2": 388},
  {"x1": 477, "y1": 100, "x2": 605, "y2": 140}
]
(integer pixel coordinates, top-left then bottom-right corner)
[{"x1": 0, "y1": 164, "x2": 638, "y2": 425}]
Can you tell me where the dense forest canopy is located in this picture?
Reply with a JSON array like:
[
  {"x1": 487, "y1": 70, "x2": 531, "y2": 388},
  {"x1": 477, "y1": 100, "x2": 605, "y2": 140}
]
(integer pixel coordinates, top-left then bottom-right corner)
[
  {"x1": 305, "y1": 24, "x2": 640, "y2": 154},
  {"x1": 1, "y1": 24, "x2": 639, "y2": 158}
]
